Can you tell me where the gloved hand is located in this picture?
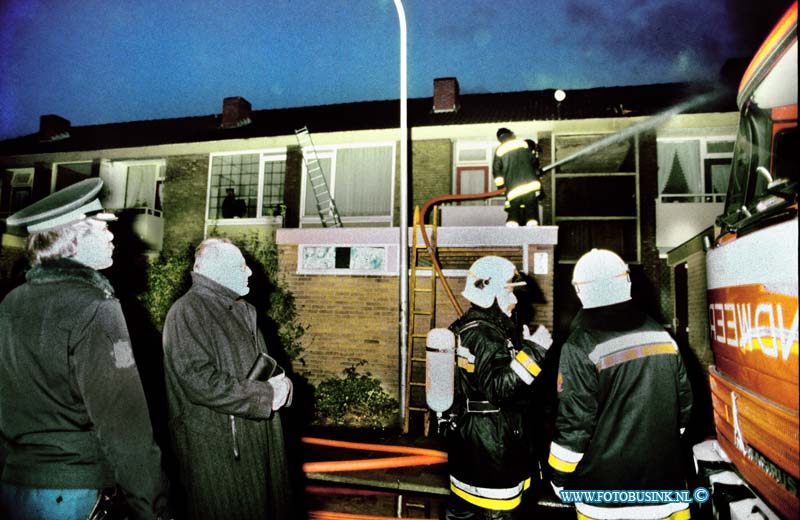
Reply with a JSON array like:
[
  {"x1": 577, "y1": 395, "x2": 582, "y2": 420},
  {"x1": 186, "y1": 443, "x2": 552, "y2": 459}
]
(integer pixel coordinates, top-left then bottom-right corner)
[
  {"x1": 268, "y1": 373, "x2": 291, "y2": 410},
  {"x1": 523, "y1": 324, "x2": 553, "y2": 350}
]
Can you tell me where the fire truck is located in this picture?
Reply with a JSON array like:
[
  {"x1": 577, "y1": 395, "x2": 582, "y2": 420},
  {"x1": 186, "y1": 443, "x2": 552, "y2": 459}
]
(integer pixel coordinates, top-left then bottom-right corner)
[{"x1": 701, "y1": 2, "x2": 797, "y2": 518}]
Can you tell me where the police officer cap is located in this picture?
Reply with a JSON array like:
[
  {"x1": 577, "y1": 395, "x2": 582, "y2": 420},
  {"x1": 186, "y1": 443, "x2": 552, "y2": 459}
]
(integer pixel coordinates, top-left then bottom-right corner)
[
  {"x1": 496, "y1": 127, "x2": 513, "y2": 140},
  {"x1": 6, "y1": 178, "x2": 115, "y2": 234}
]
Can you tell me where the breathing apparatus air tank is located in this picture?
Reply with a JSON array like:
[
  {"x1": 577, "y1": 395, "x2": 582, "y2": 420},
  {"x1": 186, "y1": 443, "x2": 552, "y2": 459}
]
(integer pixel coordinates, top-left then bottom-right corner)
[{"x1": 426, "y1": 328, "x2": 455, "y2": 420}]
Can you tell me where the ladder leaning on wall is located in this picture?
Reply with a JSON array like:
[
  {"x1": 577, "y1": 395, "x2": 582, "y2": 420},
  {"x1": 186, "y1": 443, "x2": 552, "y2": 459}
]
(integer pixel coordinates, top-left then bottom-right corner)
[
  {"x1": 403, "y1": 206, "x2": 440, "y2": 436},
  {"x1": 295, "y1": 126, "x2": 343, "y2": 228}
]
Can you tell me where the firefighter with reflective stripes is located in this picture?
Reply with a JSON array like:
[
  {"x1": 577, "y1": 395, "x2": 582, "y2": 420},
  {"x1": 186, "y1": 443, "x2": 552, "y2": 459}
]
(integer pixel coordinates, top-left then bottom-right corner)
[
  {"x1": 493, "y1": 128, "x2": 542, "y2": 227},
  {"x1": 445, "y1": 256, "x2": 553, "y2": 519},
  {"x1": 549, "y1": 249, "x2": 693, "y2": 520}
]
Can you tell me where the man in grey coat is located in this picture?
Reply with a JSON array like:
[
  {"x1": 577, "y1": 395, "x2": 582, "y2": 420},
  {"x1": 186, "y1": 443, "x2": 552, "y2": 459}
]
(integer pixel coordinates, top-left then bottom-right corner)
[{"x1": 163, "y1": 238, "x2": 292, "y2": 520}]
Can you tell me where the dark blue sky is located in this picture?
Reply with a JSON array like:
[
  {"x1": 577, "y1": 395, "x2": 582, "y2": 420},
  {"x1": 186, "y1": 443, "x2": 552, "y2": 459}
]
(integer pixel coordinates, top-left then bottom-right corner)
[{"x1": 0, "y1": 0, "x2": 793, "y2": 140}]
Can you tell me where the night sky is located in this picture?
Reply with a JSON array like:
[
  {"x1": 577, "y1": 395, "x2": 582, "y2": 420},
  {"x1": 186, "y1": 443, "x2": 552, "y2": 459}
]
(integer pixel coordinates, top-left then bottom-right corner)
[{"x1": 0, "y1": 0, "x2": 794, "y2": 140}]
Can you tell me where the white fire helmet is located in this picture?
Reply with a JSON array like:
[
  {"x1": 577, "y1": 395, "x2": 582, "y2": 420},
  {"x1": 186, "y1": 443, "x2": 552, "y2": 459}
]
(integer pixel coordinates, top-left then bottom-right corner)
[
  {"x1": 462, "y1": 256, "x2": 526, "y2": 316},
  {"x1": 572, "y1": 249, "x2": 632, "y2": 309}
]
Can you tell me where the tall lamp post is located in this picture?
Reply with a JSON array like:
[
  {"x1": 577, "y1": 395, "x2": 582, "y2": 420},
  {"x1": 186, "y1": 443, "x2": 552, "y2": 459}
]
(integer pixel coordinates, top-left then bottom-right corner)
[{"x1": 393, "y1": 0, "x2": 409, "y2": 424}]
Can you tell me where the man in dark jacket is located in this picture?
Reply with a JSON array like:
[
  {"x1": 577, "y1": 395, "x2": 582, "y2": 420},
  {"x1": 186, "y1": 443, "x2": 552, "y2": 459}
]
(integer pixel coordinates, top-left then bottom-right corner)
[
  {"x1": 163, "y1": 238, "x2": 292, "y2": 520},
  {"x1": 446, "y1": 256, "x2": 553, "y2": 519},
  {"x1": 493, "y1": 128, "x2": 542, "y2": 227},
  {"x1": 549, "y1": 249, "x2": 693, "y2": 520},
  {"x1": 0, "y1": 179, "x2": 170, "y2": 520}
]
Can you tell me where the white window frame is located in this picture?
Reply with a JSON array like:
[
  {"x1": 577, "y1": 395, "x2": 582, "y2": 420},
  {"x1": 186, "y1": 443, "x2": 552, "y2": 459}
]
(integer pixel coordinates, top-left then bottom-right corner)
[
  {"x1": 299, "y1": 141, "x2": 396, "y2": 228},
  {"x1": 656, "y1": 135, "x2": 735, "y2": 203},
  {"x1": 205, "y1": 148, "x2": 288, "y2": 229}
]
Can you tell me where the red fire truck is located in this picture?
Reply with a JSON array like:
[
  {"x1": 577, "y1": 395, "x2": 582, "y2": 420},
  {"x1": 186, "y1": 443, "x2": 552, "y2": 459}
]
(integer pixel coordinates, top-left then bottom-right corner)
[{"x1": 703, "y1": 2, "x2": 797, "y2": 517}]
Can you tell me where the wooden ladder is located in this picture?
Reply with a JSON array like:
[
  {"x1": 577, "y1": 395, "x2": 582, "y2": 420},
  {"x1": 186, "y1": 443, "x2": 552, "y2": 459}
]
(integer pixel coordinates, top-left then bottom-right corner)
[{"x1": 403, "y1": 206, "x2": 439, "y2": 436}]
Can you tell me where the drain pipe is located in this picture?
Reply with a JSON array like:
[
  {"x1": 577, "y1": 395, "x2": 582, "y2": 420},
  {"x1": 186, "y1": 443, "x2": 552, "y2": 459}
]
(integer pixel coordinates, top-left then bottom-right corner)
[{"x1": 393, "y1": 0, "x2": 409, "y2": 426}]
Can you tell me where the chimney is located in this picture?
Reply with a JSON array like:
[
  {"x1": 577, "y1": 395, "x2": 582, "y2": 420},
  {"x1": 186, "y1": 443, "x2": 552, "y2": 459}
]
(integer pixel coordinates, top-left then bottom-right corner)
[
  {"x1": 433, "y1": 77, "x2": 459, "y2": 113},
  {"x1": 39, "y1": 114, "x2": 71, "y2": 142},
  {"x1": 221, "y1": 96, "x2": 252, "y2": 129}
]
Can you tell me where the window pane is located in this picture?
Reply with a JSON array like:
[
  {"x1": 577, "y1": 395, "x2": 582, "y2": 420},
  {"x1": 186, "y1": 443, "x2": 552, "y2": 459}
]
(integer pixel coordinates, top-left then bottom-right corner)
[
  {"x1": 555, "y1": 135, "x2": 635, "y2": 173},
  {"x1": 125, "y1": 165, "x2": 157, "y2": 208},
  {"x1": 558, "y1": 220, "x2": 638, "y2": 262},
  {"x1": 556, "y1": 176, "x2": 636, "y2": 216},
  {"x1": 303, "y1": 157, "x2": 333, "y2": 218},
  {"x1": 657, "y1": 140, "x2": 701, "y2": 197},
  {"x1": 707, "y1": 140, "x2": 734, "y2": 154},
  {"x1": 334, "y1": 146, "x2": 393, "y2": 217},
  {"x1": 209, "y1": 153, "x2": 259, "y2": 219},
  {"x1": 262, "y1": 158, "x2": 286, "y2": 217},
  {"x1": 458, "y1": 148, "x2": 487, "y2": 161}
]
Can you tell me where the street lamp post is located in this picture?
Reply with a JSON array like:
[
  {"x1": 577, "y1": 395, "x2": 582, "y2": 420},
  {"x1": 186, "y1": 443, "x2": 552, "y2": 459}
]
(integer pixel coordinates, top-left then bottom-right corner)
[{"x1": 393, "y1": 0, "x2": 409, "y2": 425}]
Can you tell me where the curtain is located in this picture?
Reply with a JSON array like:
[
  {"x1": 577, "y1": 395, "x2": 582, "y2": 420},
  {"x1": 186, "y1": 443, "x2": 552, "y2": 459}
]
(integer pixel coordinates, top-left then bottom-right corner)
[
  {"x1": 125, "y1": 165, "x2": 157, "y2": 208},
  {"x1": 333, "y1": 146, "x2": 393, "y2": 217},
  {"x1": 657, "y1": 141, "x2": 701, "y2": 196}
]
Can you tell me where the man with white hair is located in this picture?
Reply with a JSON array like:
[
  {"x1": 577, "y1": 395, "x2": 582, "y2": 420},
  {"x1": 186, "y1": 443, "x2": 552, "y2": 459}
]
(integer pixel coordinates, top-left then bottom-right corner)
[
  {"x1": 163, "y1": 238, "x2": 292, "y2": 520},
  {"x1": 549, "y1": 249, "x2": 693, "y2": 520},
  {"x1": 0, "y1": 179, "x2": 170, "y2": 519}
]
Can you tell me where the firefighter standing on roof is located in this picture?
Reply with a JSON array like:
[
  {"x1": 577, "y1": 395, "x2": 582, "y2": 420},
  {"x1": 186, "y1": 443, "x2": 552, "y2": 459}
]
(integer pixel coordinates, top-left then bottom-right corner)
[
  {"x1": 445, "y1": 256, "x2": 553, "y2": 519},
  {"x1": 549, "y1": 249, "x2": 693, "y2": 520},
  {"x1": 493, "y1": 128, "x2": 542, "y2": 227}
]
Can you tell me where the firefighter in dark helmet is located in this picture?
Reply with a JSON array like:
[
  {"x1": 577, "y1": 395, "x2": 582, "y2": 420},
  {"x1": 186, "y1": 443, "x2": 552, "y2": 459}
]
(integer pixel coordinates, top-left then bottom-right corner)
[{"x1": 493, "y1": 128, "x2": 542, "y2": 227}]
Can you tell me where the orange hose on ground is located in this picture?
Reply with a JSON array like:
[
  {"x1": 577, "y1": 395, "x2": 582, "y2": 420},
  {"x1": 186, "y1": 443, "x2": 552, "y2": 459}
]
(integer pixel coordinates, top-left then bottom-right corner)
[
  {"x1": 303, "y1": 454, "x2": 445, "y2": 473},
  {"x1": 301, "y1": 437, "x2": 447, "y2": 473},
  {"x1": 302, "y1": 437, "x2": 447, "y2": 458},
  {"x1": 309, "y1": 512, "x2": 437, "y2": 520}
]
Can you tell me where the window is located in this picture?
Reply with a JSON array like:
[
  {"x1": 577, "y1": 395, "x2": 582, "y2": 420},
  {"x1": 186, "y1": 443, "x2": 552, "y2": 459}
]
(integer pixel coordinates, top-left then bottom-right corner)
[
  {"x1": 100, "y1": 160, "x2": 165, "y2": 212},
  {"x1": 552, "y1": 133, "x2": 639, "y2": 263},
  {"x1": 53, "y1": 161, "x2": 93, "y2": 191},
  {"x1": 300, "y1": 144, "x2": 394, "y2": 226},
  {"x1": 207, "y1": 151, "x2": 287, "y2": 220},
  {"x1": 657, "y1": 137, "x2": 734, "y2": 202},
  {"x1": 454, "y1": 140, "x2": 509, "y2": 206},
  {"x1": 2, "y1": 168, "x2": 34, "y2": 216}
]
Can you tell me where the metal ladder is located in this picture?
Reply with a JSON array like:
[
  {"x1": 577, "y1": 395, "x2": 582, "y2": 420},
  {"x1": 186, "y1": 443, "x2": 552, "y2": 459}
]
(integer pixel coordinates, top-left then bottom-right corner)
[
  {"x1": 403, "y1": 206, "x2": 439, "y2": 436},
  {"x1": 295, "y1": 126, "x2": 343, "y2": 228}
]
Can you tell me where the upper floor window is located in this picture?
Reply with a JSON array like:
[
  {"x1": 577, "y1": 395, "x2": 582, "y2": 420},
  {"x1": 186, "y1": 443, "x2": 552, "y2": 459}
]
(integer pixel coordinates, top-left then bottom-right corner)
[
  {"x1": 53, "y1": 161, "x2": 93, "y2": 192},
  {"x1": 207, "y1": 151, "x2": 287, "y2": 221},
  {"x1": 300, "y1": 143, "x2": 394, "y2": 226},
  {"x1": 552, "y1": 133, "x2": 639, "y2": 263},
  {"x1": 100, "y1": 159, "x2": 165, "y2": 213},
  {"x1": 657, "y1": 137, "x2": 734, "y2": 203}
]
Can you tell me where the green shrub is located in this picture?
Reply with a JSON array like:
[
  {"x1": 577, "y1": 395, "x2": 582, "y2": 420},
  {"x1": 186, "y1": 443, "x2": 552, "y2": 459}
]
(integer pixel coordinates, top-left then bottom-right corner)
[
  {"x1": 314, "y1": 361, "x2": 399, "y2": 428},
  {"x1": 139, "y1": 250, "x2": 192, "y2": 331}
]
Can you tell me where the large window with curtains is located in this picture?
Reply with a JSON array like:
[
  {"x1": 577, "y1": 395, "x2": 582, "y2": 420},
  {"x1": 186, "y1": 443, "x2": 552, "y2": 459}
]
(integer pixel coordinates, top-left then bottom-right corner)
[
  {"x1": 657, "y1": 137, "x2": 734, "y2": 203},
  {"x1": 300, "y1": 143, "x2": 395, "y2": 226}
]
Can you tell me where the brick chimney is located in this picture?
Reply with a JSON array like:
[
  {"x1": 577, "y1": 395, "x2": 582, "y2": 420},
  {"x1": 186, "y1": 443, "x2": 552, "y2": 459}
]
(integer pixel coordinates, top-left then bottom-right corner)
[
  {"x1": 39, "y1": 114, "x2": 71, "y2": 141},
  {"x1": 221, "y1": 96, "x2": 252, "y2": 129},
  {"x1": 433, "y1": 77, "x2": 459, "y2": 113}
]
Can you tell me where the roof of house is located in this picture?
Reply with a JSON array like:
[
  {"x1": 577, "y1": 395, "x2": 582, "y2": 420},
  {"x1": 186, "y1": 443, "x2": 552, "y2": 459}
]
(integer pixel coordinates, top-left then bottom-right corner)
[{"x1": 0, "y1": 81, "x2": 736, "y2": 156}]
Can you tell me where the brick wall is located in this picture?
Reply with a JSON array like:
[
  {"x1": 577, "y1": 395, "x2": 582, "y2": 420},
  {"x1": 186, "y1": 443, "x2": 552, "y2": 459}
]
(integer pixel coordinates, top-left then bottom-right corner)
[
  {"x1": 637, "y1": 130, "x2": 664, "y2": 321},
  {"x1": 277, "y1": 241, "x2": 556, "y2": 404},
  {"x1": 538, "y1": 133, "x2": 553, "y2": 225},
  {"x1": 411, "y1": 139, "x2": 452, "y2": 215},
  {"x1": 685, "y1": 250, "x2": 713, "y2": 368},
  {"x1": 162, "y1": 155, "x2": 208, "y2": 254}
]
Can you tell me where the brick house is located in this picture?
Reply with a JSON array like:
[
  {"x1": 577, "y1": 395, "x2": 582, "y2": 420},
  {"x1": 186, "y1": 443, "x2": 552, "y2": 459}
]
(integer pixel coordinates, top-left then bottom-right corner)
[{"x1": 0, "y1": 78, "x2": 738, "y2": 413}]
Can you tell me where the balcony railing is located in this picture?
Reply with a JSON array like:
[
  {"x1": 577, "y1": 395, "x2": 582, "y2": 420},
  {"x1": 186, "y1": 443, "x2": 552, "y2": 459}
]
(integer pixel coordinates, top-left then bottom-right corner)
[{"x1": 656, "y1": 193, "x2": 725, "y2": 254}]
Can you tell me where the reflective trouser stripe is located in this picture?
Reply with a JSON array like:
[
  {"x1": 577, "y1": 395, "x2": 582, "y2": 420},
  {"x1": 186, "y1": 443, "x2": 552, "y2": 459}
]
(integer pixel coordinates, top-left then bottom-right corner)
[
  {"x1": 575, "y1": 502, "x2": 691, "y2": 520},
  {"x1": 507, "y1": 180, "x2": 542, "y2": 201},
  {"x1": 495, "y1": 177, "x2": 505, "y2": 187},
  {"x1": 548, "y1": 442, "x2": 583, "y2": 473},
  {"x1": 450, "y1": 477, "x2": 531, "y2": 511}
]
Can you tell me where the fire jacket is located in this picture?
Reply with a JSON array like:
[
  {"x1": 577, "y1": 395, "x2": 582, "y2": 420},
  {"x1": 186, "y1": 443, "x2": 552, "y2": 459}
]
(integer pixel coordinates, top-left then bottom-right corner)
[
  {"x1": 549, "y1": 301, "x2": 693, "y2": 520},
  {"x1": 0, "y1": 259, "x2": 169, "y2": 519},
  {"x1": 447, "y1": 305, "x2": 549, "y2": 511},
  {"x1": 493, "y1": 139, "x2": 541, "y2": 202}
]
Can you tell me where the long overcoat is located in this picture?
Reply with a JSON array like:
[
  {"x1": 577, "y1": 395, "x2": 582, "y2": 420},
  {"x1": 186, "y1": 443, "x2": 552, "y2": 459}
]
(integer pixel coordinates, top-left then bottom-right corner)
[{"x1": 163, "y1": 273, "x2": 290, "y2": 520}]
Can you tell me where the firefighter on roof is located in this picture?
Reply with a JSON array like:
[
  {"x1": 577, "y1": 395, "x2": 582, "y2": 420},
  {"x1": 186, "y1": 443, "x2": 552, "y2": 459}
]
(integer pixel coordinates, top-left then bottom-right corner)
[
  {"x1": 549, "y1": 249, "x2": 693, "y2": 520},
  {"x1": 493, "y1": 128, "x2": 542, "y2": 227},
  {"x1": 445, "y1": 256, "x2": 553, "y2": 519}
]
